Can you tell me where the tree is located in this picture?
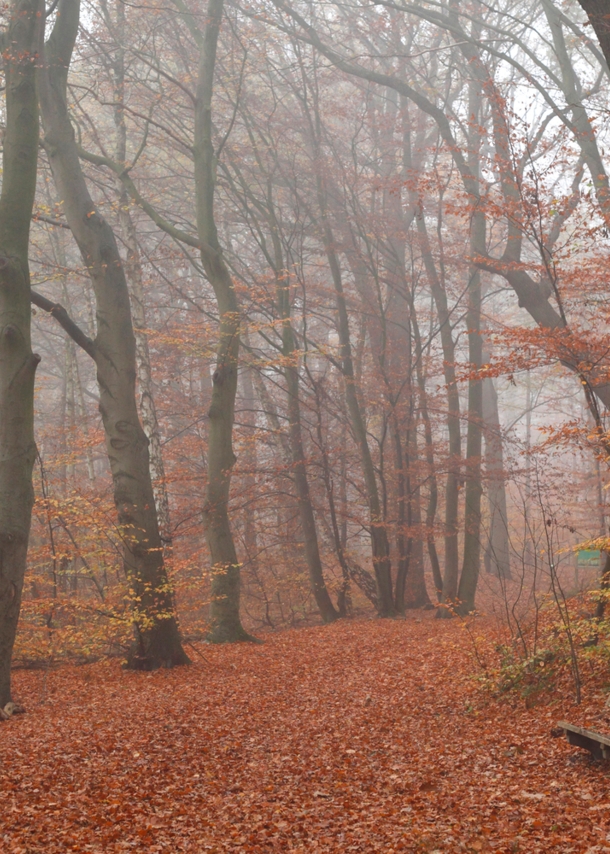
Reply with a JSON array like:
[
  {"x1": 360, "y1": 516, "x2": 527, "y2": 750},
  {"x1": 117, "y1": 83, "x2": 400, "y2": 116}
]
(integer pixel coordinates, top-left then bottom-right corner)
[
  {"x1": 255, "y1": 0, "x2": 610, "y2": 616},
  {"x1": 0, "y1": 0, "x2": 43, "y2": 707},
  {"x1": 37, "y1": 0, "x2": 189, "y2": 668},
  {"x1": 218, "y1": 105, "x2": 340, "y2": 622},
  {"x1": 184, "y1": 0, "x2": 253, "y2": 641}
]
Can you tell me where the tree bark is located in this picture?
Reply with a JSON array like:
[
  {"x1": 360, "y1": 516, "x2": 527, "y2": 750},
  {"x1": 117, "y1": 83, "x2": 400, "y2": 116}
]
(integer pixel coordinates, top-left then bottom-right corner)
[
  {"x1": 456, "y1": 261, "x2": 484, "y2": 615},
  {"x1": 391, "y1": 415, "x2": 410, "y2": 614},
  {"x1": 402, "y1": 425, "x2": 431, "y2": 609},
  {"x1": 311, "y1": 378, "x2": 352, "y2": 616},
  {"x1": 307, "y1": 139, "x2": 394, "y2": 612},
  {"x1": 193, "y1": 0, "x2": 252, "y2": 642},
  {"x1": 40, "y1": 0, "x2": 188, "y2": 668},
  {"x1": 578, "y1": 0, "x2": 610, "y2": 71},
  {"x1": 456, "y1": 61, "x2": 485, "y2": 616},
  {"x1": 0, "y1": 0, "x2": 43, "y2": 707},
  {"x1": 482, "y1": 374, "x2": 511, "y2": 580}
]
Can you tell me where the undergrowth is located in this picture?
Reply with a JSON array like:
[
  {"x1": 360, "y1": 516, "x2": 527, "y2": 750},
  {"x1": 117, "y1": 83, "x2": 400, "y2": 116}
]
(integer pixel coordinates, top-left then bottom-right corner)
[{"x1": 467, "y1": 590, "x2": 610, "y2": 706}]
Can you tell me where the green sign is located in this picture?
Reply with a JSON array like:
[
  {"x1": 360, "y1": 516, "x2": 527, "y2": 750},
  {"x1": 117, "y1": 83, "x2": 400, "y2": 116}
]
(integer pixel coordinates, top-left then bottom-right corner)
[{"x1": 577, "y1": 549, "x2": 601, "y2": 568}]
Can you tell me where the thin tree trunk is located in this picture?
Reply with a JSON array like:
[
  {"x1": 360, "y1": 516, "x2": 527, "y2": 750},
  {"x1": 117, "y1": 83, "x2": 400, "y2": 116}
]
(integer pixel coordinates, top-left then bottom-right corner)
[
  {"x1": 40, "y1": 0, "x2": 188, "y2": 668},
  {"x1": 410, "y1": 307, "x2": 442, "y2": 599},
  {"x1": 298, "y1": 79, "x2": 394, "y2": 615},
  {"x1": 311, "y1": 191, "x2": 394, "y2": 612},
  {"x1": 456, "y1": 261, "x2": 484, "y2": 615},
  {"x1": 456, "y1": 64, "x2": 485, "y2": 616},
  {"x1": 0, "y1": 0, "x2": 43, "y2": 707},
  {"x1": 283, "y1": 321, "x2": 338, "y2": 623},
  {"x1": 392, "y1": 416, "x2": 409, "y2": 613},
  {"x1": 482, "y1": 374, "x2": 511, "y2": 580},
  {"x1": 310, "y1": 376, "x2": 352, "y2": 616},
  {"x1": 403, "y1": 423, "x2": 432, "y2": 608},
  {"x1": 320, "y1": 224, "x2": 394, "y2": 615},
  {"x1": 193, "y1": 0, "x2": 252, "y2": 642},
  {"x1": 238, "y1": 343, "x2": 261, "y2": 590},
  {"x1": 233, "y1": 162, "x2": 338, "y2": 622},
  {"x1": 400, "y1": 121, "x2": 462, "y2": 613},
  {"x1": 269, "y1": 223, "x2": 338, "y2": 623},
  {"x1": 413, "y1": 207, "x2": 461, "y2": 613},
  {"x1": 118, "y1": 206, "x2": 173, "y2": 546}
]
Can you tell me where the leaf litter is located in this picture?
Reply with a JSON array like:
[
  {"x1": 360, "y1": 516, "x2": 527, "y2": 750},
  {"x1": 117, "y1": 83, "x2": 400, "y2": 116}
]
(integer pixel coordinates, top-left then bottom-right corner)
[{"x1": 2, "y1": 616, "x2": 610, "y2": 852}]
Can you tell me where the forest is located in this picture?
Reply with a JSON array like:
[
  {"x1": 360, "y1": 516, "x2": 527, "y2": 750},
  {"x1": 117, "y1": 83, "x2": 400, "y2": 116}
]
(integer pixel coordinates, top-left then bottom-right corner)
[{"x1": 3, "y1": 0, "x2": 610, "y2": 850}]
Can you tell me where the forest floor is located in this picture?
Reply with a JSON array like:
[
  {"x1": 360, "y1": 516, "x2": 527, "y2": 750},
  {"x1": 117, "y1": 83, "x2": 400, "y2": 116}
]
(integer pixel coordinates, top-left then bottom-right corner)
[{"x1": 2, "y1": 615, "x2": 610, "y2": 853}]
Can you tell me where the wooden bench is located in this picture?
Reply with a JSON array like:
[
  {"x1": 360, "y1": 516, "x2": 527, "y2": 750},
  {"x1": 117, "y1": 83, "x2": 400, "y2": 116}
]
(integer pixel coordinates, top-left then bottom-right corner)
[{"x1": 557, "y1": 721, "x2": 610, "y2": 761}]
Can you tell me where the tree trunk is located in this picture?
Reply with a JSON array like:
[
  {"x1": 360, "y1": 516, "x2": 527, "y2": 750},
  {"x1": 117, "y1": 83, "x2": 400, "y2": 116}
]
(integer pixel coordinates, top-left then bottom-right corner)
[
  {"x1": 403, "y1": 425, "x2": 432, "y2": 609},
  {"x1": 238, "y1": 346, "x2": 261, "y2": 592},
  {"x1": 392, "y1": 417, "x2": 410, "y2": 614},
  {"x1": 456, "y1": 67, "x2": 485, "y2": 616},
  {"x1": 193, "y1": 0, "x2": 252, "y2": 642},
  {"x1": 413, "y1": 208, "x2": 461, "y2": 614},
  {"x1": 312, "y1": 380, "x2": 352, "y2": 616},
  {"x1": 322, "y1": 230, "x2": 394, "y2": 615},
  {"x1": 285, "y1": 364, "x2": 338, "y2": 623},
  {"x1": 456, "y1": 262, "x2": 484, "y2": 615},
  {"x1": 410, "y1": 307, "x2": 442, "y2": 599},
  {"x1": 312, "y1": 197, "x2": 394, "y2": 613},
  {"x1": 578, "y1": 0, "x2": 610, "y2": 73},
  {"x1": 268, "y1": 219, "x2": 338, "y2": 623},
  {"x1": 235, "y1": 166, "x2": 338, "y2": 623},
  {"x1": 118, "y1": 203, "x2": 173, "y2": 548},
  {"x1": 40, "y1": 0, "x2": 188, "y2": 668},
  {"x1": 0, "y1": 0, "x2": 43, "y2": 707},
  {"x1": 482, "y1": 374, "x2": 511, "y2": 580}
]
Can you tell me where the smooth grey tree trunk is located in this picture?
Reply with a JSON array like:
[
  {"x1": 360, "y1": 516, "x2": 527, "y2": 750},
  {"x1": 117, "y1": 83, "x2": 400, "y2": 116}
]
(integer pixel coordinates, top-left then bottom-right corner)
[
  {"x1": 0, "y1": 0, "x2": 43, "y2": 707},
  {"x1": 79, "y1": 0, "x2": 251, "y2": 642},
  {"x1": 192, "y1": 0, "x2": 252, "y2": 642},
  {"x1": 40, "y1": 0, "x2": 188, "y2": 668}
]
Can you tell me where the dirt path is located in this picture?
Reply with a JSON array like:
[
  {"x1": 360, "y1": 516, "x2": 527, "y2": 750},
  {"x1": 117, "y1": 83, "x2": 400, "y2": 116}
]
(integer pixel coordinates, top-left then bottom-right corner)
[{"x1": 1, "y1": 617, "x2": 609, "y2": 852}]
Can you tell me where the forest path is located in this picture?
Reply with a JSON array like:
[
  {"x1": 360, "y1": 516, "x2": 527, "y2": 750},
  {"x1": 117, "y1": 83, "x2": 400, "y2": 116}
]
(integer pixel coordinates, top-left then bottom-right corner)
[{"x1": 1, "y1": 616, "x2": 609, "y2": 852}]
